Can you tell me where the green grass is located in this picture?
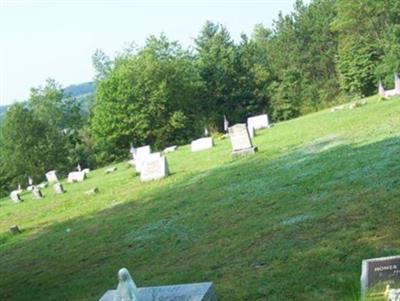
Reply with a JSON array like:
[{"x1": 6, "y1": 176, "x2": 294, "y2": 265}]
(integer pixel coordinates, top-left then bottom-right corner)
[{"x1": 1, "y1": 96, "x2": 400, "y2": 301}]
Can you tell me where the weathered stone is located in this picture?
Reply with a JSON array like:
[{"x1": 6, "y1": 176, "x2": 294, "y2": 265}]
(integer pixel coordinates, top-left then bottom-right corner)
[
  {"x1": 361, "y1": 255, "x2": 400, "y2": 299},
  {"x1": 84, "y1": 187, "x2": 99, "y2": 195},
  {"x1": 99, "y1": 268, "x2": 217, "y2": 301},
  {"x1": 191, "y1": 137, "x2": 214, "y2": 152},
  {"x1": 9, "y1": 225, "x2": 21, "y2": 235},
  {"x1": 45, "y1": 170, "x2": 59, "y2": 183},
  {"x1": 247, "y1": 114, "x2": 270, "y2": 132},
  {"x1": 32, "y1": 187, "x2": 43, "y2": 199},
  {"x1": 140, "y1": 155, "x2": 168, "y2": 182},
  {"x1": 133, "y1": 145, "x2": 152, "y2": 173},
  {"x1": 228, "y1": 124, "x2": 256, "y2": 157},
  {"x1": 67, "y1": 171, "x2": 86, "y2": 183},
  {"x1": 105, "y1": 166, "x2": 118, "y2": 174},
  {"x1": 10, "y1": 190, "x2": 22, "y2": 203},
  {"x1": 53, "y1": 183, "x2": 65, "y2": 194}
]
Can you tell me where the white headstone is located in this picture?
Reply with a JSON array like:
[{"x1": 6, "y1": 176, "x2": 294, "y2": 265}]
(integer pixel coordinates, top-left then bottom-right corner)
[
  {"x1": 10, "y1": 190, "x2": 22, "y2": 203},
  {"x1": 228, "y1": 124, "x2": 256, "y2": 156},
  {"x1": 77, "y1": 163, "x2": 82, "y2": 172},
  {"x1": 32, "y1": 187, "x2": 43, "y2": 199},
  {"x1": 247, "y1": 114, "x2": 270, "y2": 131},
  {"x1": 45, "y1": 170, "x2": 59, "y2": 183},
  {"x1": 53, "y1": 183, "x2": 65, "y2": 194},
  {"x1": 28, "y1": 176, "x2": 33, "y2": 186},
  {"x1": 223, "y1": 115, "x2": 229, "y2": 132},
  {"x1": 82, "y1": 168, "x2": 90, "y2": 175},
  {"x1": 191, "y1": 137, "x2": 214, "y2": 152},
  {"x1": 67, "y1": 171, "x2": 86, "y2": 183},
  {"x1": 133, "y1": 145, "x2": 152, "y2": 173},
  {"x1": 140, "y1": 155, "x2": 168, "y2": 182}
]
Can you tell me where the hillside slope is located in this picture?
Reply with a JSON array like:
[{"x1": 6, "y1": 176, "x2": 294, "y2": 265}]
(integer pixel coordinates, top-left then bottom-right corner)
[{"x1": 0, "y1": 96, "x2": 400, "y2": 301}]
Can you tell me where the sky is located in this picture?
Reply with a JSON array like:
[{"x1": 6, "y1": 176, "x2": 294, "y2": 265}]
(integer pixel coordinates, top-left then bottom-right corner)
[{"x1": 0, "y1": 0, "x2": 306, "y2": 105}]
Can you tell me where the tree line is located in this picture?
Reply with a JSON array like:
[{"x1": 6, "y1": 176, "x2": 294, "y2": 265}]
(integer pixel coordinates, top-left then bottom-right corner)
[{"x1": 1, "y1": 0, "x2": 399, "y2": 196}]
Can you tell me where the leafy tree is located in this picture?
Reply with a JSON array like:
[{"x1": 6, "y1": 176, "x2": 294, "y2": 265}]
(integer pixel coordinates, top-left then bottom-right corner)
[{"x1": 91, "y1": 35, "x2": 203, "y2": 161}]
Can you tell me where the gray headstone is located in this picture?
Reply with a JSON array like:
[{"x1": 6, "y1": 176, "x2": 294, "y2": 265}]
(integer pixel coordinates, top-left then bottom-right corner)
[
  {"x1": 45, "y1": 170, "x2": 59, "y2": 183},
  {"x1": 32, "y1": 187, "x2": 43, "y2": 199},
  {"x1": 191, "y1": 137, "x2": 214, "y2": 152},
  {"x1": 361, "y1": 255, "x2": 400, "y2": 299},
  {"x1": 67, "y1": 171, "x2": 86, "y2": 183},
  {"x1": 228, "y1": 124, "x2": 256, "y2": 156},
  {"x1": 9, "y1": 225, "x2": 21, "y2": 235},
  {"x1": 10, "y1": 190, "x2": 22, "y2": 203},
  {"x1": 53, "y1": 183, "x2": 65, "y2": 194},
  {"x1": 99, "y1": 268, "x2": 217, "y2": 301},
  {"x1": 140, "y1": 155, "x2": 169, "y2": 182}
]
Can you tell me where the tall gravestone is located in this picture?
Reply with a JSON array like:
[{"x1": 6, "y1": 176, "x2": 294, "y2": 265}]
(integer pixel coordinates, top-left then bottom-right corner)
[
  {"x1": 45, "y1": 170, "x2": 59, "y2": 183},
  {"x1": 99, "y1": 268, "x2": 217, "y2": 301},
  {"x1": 140, "y1": 154, "x2": 169, "y2": 182},
  {"x1": 228, "y1": 124, "x2": 256, "y2": 156},
  {"x1": 361, "y1": 255, "x2": 400, "y2": 300},
  {"x1": 191, "y1": 137, "x2": 214, "y2": 152}
]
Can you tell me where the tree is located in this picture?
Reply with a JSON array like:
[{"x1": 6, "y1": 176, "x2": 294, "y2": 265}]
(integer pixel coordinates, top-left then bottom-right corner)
[{"x1": 91, "y1": 35, "x2": 203, "y2": 162}]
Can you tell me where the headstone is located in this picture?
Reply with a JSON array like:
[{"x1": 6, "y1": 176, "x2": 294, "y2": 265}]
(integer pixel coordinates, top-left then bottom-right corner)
[
  {"x1": 105, "y1": 166, "x2": 117, "y2": 174},
  {"x1": 395, "y1": 74, "x2": 400, "y2": 93},
  {"x1": 82, "y1": 168, "x2": 90, "y2": 175},
  {"x1": 248, "y1": 126, "x2": 255, "y2": 138},
  {"x1": 191, "y1": 137, "x2": 214, "y2": 152},
  {"x1": 84, "y1": 187, "x2": 99, "y2": 195},
  {"x1": 133, "y1": 145, "x2": 152, "y2": 173},
  {"x1": 53, "y1": 183, "x2": 65, "y2": 194},
  {"x1": 140, "y1": 155, "x2": 169, "y2": 182},
  {"x1": 247, "y1": 114, "x2": 270, "y2": 132},
  {"x1": 77, "y1": 163, "x2": 82, "y2": 172},
  {"x1": 163, "y1": 145, "x2": 178, "y2": 153},
  {"x1": 45, "y1": 170, "x2": 59, "y2": 183},
  {"x1": 27, "y1": 185, "x2": 34, "y2": 192},
  {"x1": 204, "y1": 127, "x2": 209, "y2": 137},
  {"x1": 361, "y1": 255, "x2": 400, "y2": 299},
  {"x1": 9, "y1": 225, "x2": 21, "y2": 235},
  {"x1": 379, "y1": 81, "x2": 386, "y2": 97},
  {"x1": 67, "y1": 171, "x2": 86, "y2": 183},
  {"x1": 17, "y1": 184, "x2": 21, "y2": 191},
  {"x1": 10, "y1": 190, "x2": 22, "y2": 203},
  {"x1": 32, "y1": 187, "x2": 43, "y2": 199},
  {"x1": 228, "y1": 124, "x2": 256, "y2": 156},
  {"x1": 28, "y1": 176, "x2": 33, "y2": 186},
  {"x1": 99, "y1": 268, "x2": 217, "y2": 301},
  {"x1": 130, "y1": 146, "x2": 136, "y2": 160}
]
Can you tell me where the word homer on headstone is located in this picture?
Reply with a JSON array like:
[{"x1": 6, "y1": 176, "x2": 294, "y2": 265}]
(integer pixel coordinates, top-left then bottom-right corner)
[{"x1": 361, "y1": 255, "x2": 400, "y2": 300}]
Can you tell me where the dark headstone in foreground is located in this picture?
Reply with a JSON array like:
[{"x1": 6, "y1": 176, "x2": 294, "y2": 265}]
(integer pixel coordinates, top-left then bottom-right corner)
[
  {"x1": 99, "y1": 282, "x2": 217, "y2": 301},
  {"x1": 361, "y1": 255, "x2": 400, "y2": 299}
]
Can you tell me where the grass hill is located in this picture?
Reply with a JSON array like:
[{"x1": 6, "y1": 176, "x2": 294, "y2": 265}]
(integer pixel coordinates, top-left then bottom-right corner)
[{"x1": 1, "y1": 95, "x2": 400, "y2": 301}]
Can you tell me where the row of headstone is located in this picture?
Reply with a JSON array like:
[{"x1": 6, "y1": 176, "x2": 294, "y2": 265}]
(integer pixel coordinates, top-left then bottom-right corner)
[
  {"x1": 99, "y1": 268, "x2": 217, "y2": 301},
  {"x1": 379, "y1": 73, "x2": 400, "y2": 99}
]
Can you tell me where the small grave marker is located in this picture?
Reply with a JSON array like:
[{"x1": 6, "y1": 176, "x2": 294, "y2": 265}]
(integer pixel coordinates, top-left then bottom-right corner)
[
  {"x1": 228, "y1": 124, "x2": 256, "y2": 156},
  {"x1": 191, "y1": 137, "x2": 214, "y2": 152},
  {"x1": 53, "y1": 183, "x2": 65, "y2": 194}
]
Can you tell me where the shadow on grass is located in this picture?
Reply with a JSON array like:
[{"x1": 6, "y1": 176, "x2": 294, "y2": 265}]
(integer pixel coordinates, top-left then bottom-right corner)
[{"x1": 1, "y1": 136, "x2": 400, "y2": 301}]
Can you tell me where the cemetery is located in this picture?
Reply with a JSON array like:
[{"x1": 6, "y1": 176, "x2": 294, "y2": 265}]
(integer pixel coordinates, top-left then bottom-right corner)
[{"x1": 0, "y1": 94, "x2": 399, "y2": 301}]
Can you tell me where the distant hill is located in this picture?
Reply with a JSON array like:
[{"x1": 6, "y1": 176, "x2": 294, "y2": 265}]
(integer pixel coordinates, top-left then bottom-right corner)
[{"x1": 0, "y1": 82, "x2": 95, "y2": 122}]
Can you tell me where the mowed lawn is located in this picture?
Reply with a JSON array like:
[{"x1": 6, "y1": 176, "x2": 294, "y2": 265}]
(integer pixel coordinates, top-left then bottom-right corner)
[{"x1": 1, "y1": 96, "x2": 400, "y2": 301}]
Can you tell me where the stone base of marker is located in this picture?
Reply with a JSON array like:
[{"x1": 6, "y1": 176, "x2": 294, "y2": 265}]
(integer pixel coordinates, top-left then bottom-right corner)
[
  {"x1": 9, "y1": 225, "x2": 21, "y2": 235},
  {"x1": 53, "y1": 183, "x2": 65, "y2": 194},
  {"x1": 84, "y1": 187, "x2": 99, "y2": 195},
  {"x1": 232, "y1": 146, "x2": 257, "y2": 157}
]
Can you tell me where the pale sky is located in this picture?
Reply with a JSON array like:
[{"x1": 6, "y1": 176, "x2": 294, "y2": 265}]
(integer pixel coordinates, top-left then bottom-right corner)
[{"x1": 0, "y1": 0, "x2": 306, "y2": 105}]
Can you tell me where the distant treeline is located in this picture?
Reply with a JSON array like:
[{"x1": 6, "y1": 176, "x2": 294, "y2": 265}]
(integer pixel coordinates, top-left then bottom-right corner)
[{"x1": 0, "y1": 0, "x2": 399, "y2": 196}]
